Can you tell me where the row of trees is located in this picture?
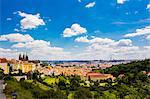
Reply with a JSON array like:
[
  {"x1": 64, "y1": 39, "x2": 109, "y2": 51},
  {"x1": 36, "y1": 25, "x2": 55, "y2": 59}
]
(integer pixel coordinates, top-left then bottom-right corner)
[{"x1": 94, "y1": 59, "x2": 150, "y2": 77}]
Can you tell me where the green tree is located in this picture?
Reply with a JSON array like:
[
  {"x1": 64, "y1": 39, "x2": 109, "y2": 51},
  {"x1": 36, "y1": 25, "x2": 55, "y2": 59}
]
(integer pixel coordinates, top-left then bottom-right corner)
[{"x1": 74, "y1": 88, "x2": 93, "y2": 99}]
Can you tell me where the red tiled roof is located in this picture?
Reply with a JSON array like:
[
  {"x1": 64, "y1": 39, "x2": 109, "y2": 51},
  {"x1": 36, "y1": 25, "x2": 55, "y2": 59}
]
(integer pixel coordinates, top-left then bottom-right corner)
[
  {"x1": 86, "y1": 72, "x2": 113, "y2": 78},
  {"x1": 0, "y1": 58, "x2": 7, "y2": 63}
]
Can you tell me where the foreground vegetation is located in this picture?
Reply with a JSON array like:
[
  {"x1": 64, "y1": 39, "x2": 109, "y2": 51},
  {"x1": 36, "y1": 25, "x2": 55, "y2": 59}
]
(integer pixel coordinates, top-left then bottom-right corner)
[{"x1": 2, "y1": 59, "x2": 150, "y2": 99}]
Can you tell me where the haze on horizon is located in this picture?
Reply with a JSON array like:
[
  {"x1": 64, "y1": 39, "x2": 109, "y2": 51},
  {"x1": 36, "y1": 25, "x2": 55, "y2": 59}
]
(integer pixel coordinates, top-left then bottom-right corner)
[{"x1": 0, "y1": 0, "x2": 150, "y2": 60}]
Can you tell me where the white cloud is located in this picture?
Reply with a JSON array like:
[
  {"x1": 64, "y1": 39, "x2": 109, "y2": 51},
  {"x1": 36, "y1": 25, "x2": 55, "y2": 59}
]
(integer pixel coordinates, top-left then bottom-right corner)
[
  {"x1": 146, "y1": 4, "x2": 150, "y2": 11},
  {"x1": 0, "y1": 33, "x2": 34, "y2": 42},
  {"x1": 75, "y1": 36, "x2": 114, "y2": 45},
  {"x1": 74, "y1": 36, "x2": 147, "y2": 60},
  {"x1": 13, "y1": 12, "x2": 17, "y2": 15},
  {"x1": 63, "y1": 23, "x2": 87, "y2": 37},
  {"x1": 6, "y1": 18, "x2": 12, "y2": 21},
  {"x1": 78, "y1": 0, "x2": 82, "y2": 2},
  {"x1": 113, "y1": 46, "x2": 139, "y2": 53},
  {"x1": 11, "y1": 43, "x2": 25, "y2": 48},
  {"x1": 0, "y1": 48, "x2": 17, "y2": 53},
  {"x1": 85, "y1": 2, "x2": 96, "y2": 8},
  {"x1": 31, "y1": 46, "x2": 65, "y2": 55},
  {"x1": 75, "y1": 36, "x2": 89, "y2": 43},
  {"x1": 0, "y1": 48, "x2": 19, "y2": 59},
  {"x1": 86, "y1": 38, "x2": 133, "y2": 51},
  {"x1": 89, "y1": 37, "x2": 114, "y2": 45},
  {"x1": 12, "y1": 40, "x2": 51, "y2": 49},
  {"x1": 124, "y1": 26, "x2": 150, "y2": 37},
  {"x1": 11, "y1": 39, "x2": 69, "y2": 59},
  {"x1": 45, "y1": 28, "x2": 48, "y2": 31},
  {"x1": 14, "y1": 28, "x2": 20, "y2": 32},
  {"x1": 144, "y1": 46, "x2": 150, "y2": 49},
  {"x1": 73, "y1": 45, "x2": 150, "y2": 60},
  {"x1": 0, "y1": 32, "x2": 70, "y2": 60},
  {"x1": 84, "y1": 43, "x2": 150, "y2": 60},
  {"x1": 146, "y1": 35, "x2": 150, "y2": 40},
  {"x1": 117, "y1": 0, "x2": 127, "y2": 4},
  {"x1": 112, "y1": 21, "x2": 127, "y2": 25},
  {"x1": 18, "y1": 11, "x2": 45, "y2": 30},
  {"x1": 75, "y1": 36, "x2": 132, "y2": 46},
  {"x1": 113, "y1": 39, "x2": 132, "y2": 46}
]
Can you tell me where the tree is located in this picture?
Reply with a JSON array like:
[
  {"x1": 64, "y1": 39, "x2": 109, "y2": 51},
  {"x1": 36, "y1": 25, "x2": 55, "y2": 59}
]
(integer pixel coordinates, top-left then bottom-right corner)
[
  {"x1": 70, "y1": 77, "x2": 80, "y2": 91},
  {"x1": 58, "y1": 79, "x2": 66, "y2": 90},
  {"x1": 18, "y1": 69, "x2": 23, "y2": 76},
  {"x1": 74, "y1": 88, "x2": 93, "y2": 99}
]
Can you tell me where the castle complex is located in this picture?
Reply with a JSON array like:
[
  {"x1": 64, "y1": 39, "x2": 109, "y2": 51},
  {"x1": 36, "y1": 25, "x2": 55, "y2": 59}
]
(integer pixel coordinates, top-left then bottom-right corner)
[
  {"x1": 19, "y1": 53, "x2": 29, "y2": 61},
  {"x1": 0, "y1": 54, "x2": 36, "y2": 74}
]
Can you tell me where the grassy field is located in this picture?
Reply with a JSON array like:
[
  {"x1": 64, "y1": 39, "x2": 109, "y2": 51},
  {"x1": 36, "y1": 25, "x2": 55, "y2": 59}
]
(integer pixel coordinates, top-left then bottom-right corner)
[
  {"x1": 26, "y1": 80, "x2": 50, "y2": 91},
  {"x1": 68, "y1": 92, "x2": 75, "y2": 99},
  {"x1": 5, "y1": 80, "x2": 34, "y2": 99},
  {"x1": 43, "y1": 77, "x2": 59, "y2": 85}
]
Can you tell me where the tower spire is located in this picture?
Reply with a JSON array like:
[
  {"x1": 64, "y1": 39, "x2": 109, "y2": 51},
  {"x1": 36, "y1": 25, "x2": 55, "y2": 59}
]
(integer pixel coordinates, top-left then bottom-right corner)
[
  {"x1": 25, "y1": 52, "x2": 29, "y2": 61},
  {"x1": 19, "y1": 53, "x2": 21, "y2": 60},
  {"x1": 22, "y1": 53, "x2": 25, "y2": 61}
]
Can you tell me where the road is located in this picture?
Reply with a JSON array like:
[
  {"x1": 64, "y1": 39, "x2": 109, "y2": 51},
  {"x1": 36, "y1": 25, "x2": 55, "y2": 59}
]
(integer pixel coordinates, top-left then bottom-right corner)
[{"x1": 0, "y1": 80, "x2": 6, "y2": 99}]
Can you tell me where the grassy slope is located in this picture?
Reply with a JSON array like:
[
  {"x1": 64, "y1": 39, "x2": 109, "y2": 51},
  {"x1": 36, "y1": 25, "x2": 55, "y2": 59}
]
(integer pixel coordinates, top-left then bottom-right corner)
[{"x1": 5, "y1": 80, "x2": 34, "y2": 99}]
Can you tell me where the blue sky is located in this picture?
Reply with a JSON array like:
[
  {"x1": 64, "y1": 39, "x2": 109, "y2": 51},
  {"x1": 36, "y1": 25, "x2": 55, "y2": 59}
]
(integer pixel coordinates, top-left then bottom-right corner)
[{"x1": 0, "y1": 0, "x2": 150, "y2": 60}]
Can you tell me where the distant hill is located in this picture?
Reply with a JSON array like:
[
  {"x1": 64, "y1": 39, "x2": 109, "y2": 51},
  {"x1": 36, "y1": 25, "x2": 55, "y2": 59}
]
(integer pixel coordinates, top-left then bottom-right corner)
[{"x1": 94, "y1": 59, "x2": 150, "y2": 77}]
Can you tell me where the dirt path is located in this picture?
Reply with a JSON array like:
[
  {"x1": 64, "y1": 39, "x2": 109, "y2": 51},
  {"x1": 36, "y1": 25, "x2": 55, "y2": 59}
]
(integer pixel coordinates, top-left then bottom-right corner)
[{"x1": 0, "y1": 80, "x2": 6, "y2": 99}]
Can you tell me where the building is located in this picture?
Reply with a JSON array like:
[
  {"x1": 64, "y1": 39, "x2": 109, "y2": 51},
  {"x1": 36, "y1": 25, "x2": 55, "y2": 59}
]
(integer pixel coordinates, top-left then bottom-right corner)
[
  {"x1": 16, "y1": 53, "x2": 36, "y2": 73},
  {"x1": 0, "y1": 54, "x2": 36, "y2": 74},
  {"x1": 0, "y1": 58, "x2": 9, "y2": 74},
  {"x1": 86, "y1": 72, "x2": 115, "y2": 81},
  {"x1": 12, "y1": 61, "x2": 36, "y2": 73},
  {"x1": 19, "y1": 53, "x2": 29, "y2": 61},
  {"x1": 0, "y1": 58, "x2": 7, "y2": 63}
]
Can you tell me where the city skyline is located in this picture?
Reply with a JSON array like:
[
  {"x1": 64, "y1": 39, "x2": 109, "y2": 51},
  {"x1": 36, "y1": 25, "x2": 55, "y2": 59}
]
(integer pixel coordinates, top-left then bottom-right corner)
[{"x1": 0, "y1": 0, "x2": 150, "y2": 60}]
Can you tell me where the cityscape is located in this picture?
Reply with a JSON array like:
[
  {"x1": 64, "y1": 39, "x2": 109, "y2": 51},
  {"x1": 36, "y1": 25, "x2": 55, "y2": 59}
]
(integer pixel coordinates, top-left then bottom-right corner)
[
  {"x1": 0, "y1": 0, "x2": 150, "y2": 99},
  {"x1": 0, "y1": 52, "x2": 149, "y2": 99},
  {"x1": 0, "y1": 54, "x2": 131, "y2": 77}
]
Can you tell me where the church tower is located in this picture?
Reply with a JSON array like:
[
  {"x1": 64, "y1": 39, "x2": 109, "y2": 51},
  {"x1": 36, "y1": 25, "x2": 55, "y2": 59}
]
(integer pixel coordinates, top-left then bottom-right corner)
[
  {"x1": 19, "y1": 53, "x2": 29, "y2": 61},
  {"x1": 19, "y1": 53, "x2": 22, "y2": 60},
  {"x1": 22, "y1": 54, "x2": 25, "y2": 61},
  {"x1": 25, "y1": 53, "x2": 29, "y2": 61}
]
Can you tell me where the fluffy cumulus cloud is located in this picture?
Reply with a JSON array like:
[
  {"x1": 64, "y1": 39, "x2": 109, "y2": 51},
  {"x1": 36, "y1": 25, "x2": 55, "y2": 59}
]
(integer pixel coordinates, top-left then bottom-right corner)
[
  {"x1": 147, "y1": 4, "x2": 150, "y2": 11},
  {"x1": 0, "y1": 48, "x2": 19, "y2": 59},
  {"x1": 83, "y1": 44, "x2": 150, "y2": 60},
  {"x1": 124, "y1": 26, "x2": 150, "y2": 38},
  {"x1": 63, "y1": 23, "x2": 87, "y2": 37},
  {"x1": 75, "y1": 36, "x2": 133, "y2": 48},
  {"x1": 85, "y1": 2, "x2": 96, "y2": 8},
  {"x1": 64, "y1": 26, "x2": 150, "y2": 59},
  {"x1": 144, "y1": 46, "x2": 150, "y2": 49},
  {"x1": 18, "y1": 11, "x2": 45, "y2": 30},
  {"x1": 89, "y1": 37, "x2": 114, "y2": 45},
  {"x1": 11, "y1": 43, "x2": 25, "y2": 48},
  {"x1": 146, "y1": 35, "x2": 150, "y2": 40},
  {"x1": 14, "y1": 28, "x2": 20, "y2": 32},
  {"x1": 0, "y1": 33, "x2": 34, "y2": 42},
  {"x1": 72, "y1": 45, "x2": 150, "y2": 60},
  {"x1": 117, "y1": 0, "x2": 127, "y2": 4},
  {"x1": 6, "y1": 18, "x2": 12, "y2": 21},
  {"x1": 0, "y1": 48, "x2": 17, "y2": 53},
  {"x1": 12, "y1": 40, "x2": 51, "y2": 48},
  {"x1": 11, "y1": 37, "x2": 69, "y2": 59},
  {"x1": 113, "y1": 39, "x2": 132, "y2": 46},
  {"x1": 78, "y1": 0, "x2": 82, "y2": 2},
  {"x1": 75, "y1": 36, "x2": 132, "y2": 46},
  {"x1": 0, "y1": 33, "x2": 69, "y2": 60},
  {"x1": 74, "y1": 36, "x2": 149, "y2": 60},
  {"x1": 75, "y1": 36, "x2": 89, "y2": 43}
]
